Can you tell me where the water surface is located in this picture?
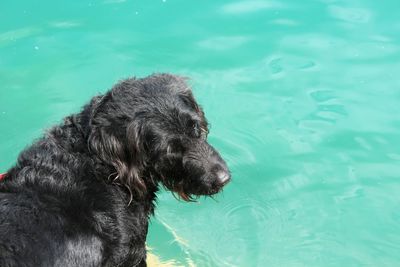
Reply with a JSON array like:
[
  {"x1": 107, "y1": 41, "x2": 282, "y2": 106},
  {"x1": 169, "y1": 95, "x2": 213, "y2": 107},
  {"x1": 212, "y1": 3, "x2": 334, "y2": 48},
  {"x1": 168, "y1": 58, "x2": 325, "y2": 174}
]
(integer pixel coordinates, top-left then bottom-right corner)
[{"x1": 1, "y1": 0, "x2": 400, "y2": 266}]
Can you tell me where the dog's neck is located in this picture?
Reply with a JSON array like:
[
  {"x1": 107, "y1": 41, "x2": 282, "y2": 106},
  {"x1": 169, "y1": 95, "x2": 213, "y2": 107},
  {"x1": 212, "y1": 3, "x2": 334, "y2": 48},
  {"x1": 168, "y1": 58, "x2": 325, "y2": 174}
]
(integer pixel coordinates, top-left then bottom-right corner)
[{"x1": 65, "y1": 101, "x2": 160, "y2": 209}]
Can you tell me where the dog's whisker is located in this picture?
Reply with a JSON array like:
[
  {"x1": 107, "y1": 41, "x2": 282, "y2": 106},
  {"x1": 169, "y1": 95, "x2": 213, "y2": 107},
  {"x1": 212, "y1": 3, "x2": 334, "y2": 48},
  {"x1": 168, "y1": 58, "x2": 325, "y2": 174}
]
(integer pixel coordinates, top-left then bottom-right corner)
[
  {"x1": 124, "y1": 184, "x2": 133, "y2": 206},
  {"x1": 209, "y1": 195, "x2": 219, "y2": 203},
  {"x1": 166, "y1": 145, "x2": 171, "y2": 155},
  {"x1": 171, "y1": 191, "x2": 181, "y2": 202},
  {"x1": 179, "y1": 191, "x2": 197, "y2": 202},
  {"x1": 107, "y1": 171, "x2": 118, "y2": 181},
  {"x1": 149, "y1": 173, "x2": 156, "y2": 184},
  {"x1": 112, "y1": 175, "x2": 120, "y2": 183}
]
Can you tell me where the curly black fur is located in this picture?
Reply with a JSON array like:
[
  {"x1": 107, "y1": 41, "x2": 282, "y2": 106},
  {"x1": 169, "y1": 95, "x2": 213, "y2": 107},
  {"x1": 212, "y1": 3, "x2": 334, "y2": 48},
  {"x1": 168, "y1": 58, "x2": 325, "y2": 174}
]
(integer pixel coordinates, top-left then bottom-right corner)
[{"x1": 0, "y1": 74, "x2": 231, "y2": 267}]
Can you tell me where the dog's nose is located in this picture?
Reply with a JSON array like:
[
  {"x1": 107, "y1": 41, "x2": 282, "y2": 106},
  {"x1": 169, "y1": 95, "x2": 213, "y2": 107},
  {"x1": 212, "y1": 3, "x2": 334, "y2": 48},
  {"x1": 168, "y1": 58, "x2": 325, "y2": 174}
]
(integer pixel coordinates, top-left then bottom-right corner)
[{"x1": 216, "y1": 170, "x2": 231, "y2": 185}]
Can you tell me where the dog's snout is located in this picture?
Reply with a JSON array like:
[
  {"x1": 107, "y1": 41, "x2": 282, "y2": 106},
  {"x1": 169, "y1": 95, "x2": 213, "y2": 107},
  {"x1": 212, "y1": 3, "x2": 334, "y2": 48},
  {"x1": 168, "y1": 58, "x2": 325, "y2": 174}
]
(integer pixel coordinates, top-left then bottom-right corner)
[
  {"x1": 216, "y1": 170, "x2": 231, "y2": 185},
  {"x1": 181, "y1": 141, "x2": 231, "y2": 195},
  {"x1": 208, "y1": 145, "x2": 231, "y2": 187}
]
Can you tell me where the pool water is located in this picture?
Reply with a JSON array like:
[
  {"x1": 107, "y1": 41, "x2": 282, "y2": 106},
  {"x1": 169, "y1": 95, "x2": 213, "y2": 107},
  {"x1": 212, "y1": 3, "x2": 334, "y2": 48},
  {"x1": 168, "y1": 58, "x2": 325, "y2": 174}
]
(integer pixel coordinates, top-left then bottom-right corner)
[{"x1": 1, "y1": 0, "x2": 400, "y2": 266}]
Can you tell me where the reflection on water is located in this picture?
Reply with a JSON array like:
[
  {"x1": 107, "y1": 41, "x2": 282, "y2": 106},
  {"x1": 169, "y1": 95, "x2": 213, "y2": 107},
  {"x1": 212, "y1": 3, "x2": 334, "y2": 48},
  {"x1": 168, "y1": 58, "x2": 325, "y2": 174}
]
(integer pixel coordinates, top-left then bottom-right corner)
[{"x1": 1, "y1": 0, "x2": 400, "y2": 266}]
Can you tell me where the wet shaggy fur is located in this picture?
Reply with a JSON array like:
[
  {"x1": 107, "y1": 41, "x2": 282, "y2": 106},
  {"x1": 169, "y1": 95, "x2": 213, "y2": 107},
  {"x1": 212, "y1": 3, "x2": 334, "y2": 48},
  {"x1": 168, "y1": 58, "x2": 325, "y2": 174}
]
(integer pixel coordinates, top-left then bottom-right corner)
[{"x1": 0, "y1": 74, "x2": 231, "y2": 267}]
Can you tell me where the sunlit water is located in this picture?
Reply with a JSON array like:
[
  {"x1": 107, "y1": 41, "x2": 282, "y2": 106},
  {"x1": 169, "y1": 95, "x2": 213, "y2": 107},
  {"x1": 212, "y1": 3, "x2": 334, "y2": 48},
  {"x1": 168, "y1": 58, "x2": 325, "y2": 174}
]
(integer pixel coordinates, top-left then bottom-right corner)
[{"x1": 1, "y1": 1, "x2": 400, "y2": 266}]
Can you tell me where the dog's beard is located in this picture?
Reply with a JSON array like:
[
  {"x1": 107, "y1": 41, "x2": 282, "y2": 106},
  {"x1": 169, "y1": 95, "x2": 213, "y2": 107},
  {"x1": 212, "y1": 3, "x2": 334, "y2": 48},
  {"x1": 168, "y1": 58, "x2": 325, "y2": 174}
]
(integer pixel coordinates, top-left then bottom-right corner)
[
  {"x1": 169, "y1": 181, "x2": 221, "y2": 202},
  {"x1": 175, "y1": 190, "x2": 196, "y2": 202},
  {"x1": 166, "y1": 180, "x2": 198, "y2": 202},
  {"x1": 157, "y1": 173, "x2": 197, "y2": 202},
  {"x1": 154, "y1": 155, "x2": 225, "y2": 201}
]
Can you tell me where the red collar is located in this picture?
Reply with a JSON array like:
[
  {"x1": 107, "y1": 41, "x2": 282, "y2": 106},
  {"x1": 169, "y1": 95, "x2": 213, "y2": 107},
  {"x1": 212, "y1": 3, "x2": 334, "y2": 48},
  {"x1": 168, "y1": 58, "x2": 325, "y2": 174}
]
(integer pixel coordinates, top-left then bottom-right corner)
[{"x1": 0, "y1": 173, "x2": 5, "y2": 181}]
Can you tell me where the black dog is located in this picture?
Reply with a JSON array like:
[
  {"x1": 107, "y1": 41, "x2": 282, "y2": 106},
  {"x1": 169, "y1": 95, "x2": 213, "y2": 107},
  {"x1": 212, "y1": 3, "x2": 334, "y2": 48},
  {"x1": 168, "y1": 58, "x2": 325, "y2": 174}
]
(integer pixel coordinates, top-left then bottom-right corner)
[{"x1": 0, "y1": 74, "x2": 230, "y2": 267}]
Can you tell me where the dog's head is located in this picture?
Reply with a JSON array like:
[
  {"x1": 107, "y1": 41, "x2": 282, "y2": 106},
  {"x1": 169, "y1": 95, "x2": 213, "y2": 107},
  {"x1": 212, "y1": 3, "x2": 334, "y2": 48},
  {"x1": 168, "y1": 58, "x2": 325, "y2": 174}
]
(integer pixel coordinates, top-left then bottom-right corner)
[{"x1": 89, "y1": 74, "x2": 230, "y2": 201}]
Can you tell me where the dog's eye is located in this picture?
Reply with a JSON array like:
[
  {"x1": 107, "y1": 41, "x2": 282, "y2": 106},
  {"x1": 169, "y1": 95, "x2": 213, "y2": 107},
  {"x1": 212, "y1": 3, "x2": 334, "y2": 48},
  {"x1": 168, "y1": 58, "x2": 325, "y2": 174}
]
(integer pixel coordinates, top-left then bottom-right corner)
[
  {"x1": 192, "y1": 124, "x2": 201, "y2": 139},
  {"x1": 200, "y1": 127, "x2": 208, "y2": 140},
  {"x1": 187, "y1": 120, "x2": 201, "y2": 138},
  {"x1": 193, "y1": 123, "x2": 200, "y2": 137}
]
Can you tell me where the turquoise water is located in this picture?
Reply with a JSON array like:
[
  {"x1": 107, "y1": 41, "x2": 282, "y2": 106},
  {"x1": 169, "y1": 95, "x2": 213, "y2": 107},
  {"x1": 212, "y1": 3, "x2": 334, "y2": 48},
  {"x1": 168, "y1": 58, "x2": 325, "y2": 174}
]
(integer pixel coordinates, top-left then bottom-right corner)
[{"x1": 1, "y1": 0, "x2": 400, "y2": 266}]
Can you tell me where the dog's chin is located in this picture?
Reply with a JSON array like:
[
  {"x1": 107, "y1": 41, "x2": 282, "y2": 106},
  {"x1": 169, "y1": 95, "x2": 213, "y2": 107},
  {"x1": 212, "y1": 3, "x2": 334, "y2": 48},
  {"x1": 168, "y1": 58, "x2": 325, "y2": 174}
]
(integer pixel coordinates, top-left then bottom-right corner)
[
  {"x1": 176, "y1": 191, "x2": 197, "y2": 202},
  {"x1": 169, "y1": 186, "x2": 198, "y2": 202},
  {"x1": 160, "y1": 173, "x2": 230, "y2": 201},
  {"x1": 173, "y1": 186, "x2": 226, "y2": 202}
]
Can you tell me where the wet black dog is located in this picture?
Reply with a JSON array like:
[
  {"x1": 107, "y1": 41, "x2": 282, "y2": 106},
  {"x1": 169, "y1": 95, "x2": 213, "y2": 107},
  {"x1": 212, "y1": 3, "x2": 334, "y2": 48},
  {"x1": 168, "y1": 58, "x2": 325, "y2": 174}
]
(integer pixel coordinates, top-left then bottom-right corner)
[{"x1": 0, "y1": 74, "x2": 230, "y2": 267}]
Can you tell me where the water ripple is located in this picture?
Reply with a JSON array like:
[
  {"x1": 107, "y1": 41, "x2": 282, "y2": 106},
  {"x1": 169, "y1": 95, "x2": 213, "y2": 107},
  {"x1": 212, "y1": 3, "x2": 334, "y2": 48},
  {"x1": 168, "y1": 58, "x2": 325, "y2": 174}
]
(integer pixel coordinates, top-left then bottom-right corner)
[
  {"x1": 328, "y1": 5, "x2": 372, "y2": 24},
  {"x1": 0, "y1": 27, "x2": 42, "y2": 46},
  {"x1": 212, "y1": 197, "x2": 286, "y2": 265},
  {"x1": 221, "y1": 0, "x2": 283, "y2": 14},
  {"x1": 197, "y1": 36, "x2": 250, "y2": 51}
]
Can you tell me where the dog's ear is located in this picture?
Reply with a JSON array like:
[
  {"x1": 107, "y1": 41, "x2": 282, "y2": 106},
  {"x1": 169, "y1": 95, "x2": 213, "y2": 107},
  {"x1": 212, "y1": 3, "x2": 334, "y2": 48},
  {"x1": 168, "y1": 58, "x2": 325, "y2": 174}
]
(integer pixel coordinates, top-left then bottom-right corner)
[
  {"x1": 88, "y1": 96, "x2": 147, "y2": 200},
  {"x1": 125, "y1": 120, "x2": 147, "y2": 194}
]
